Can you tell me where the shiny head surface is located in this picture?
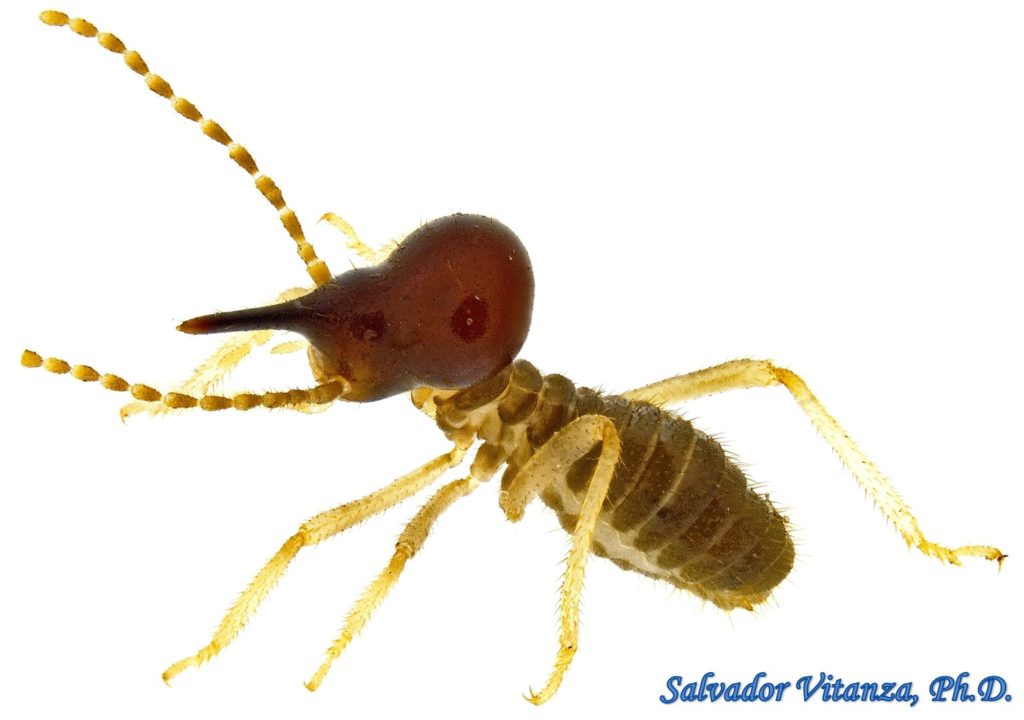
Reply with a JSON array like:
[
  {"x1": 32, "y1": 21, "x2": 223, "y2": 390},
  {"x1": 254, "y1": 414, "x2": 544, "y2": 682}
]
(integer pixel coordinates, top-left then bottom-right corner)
[{"x1": 179, "y1": 214, "x2": 535, "y2": 401}]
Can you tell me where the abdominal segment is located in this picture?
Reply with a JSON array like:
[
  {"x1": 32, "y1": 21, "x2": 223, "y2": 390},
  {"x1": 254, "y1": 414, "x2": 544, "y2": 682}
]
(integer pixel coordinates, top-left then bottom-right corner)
[{"x1": 536, "y1": 387, "x2": 795, "y2": 611}]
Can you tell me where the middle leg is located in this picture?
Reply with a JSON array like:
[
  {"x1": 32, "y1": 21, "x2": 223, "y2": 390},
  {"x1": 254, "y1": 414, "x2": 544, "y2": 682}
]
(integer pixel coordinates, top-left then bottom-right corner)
[
  {"x1": 162, "y1": 445, "x2": 465, "y2": 683},
  {"x1": 305, "y1": 472, "x2": 484, "y2": 690}
]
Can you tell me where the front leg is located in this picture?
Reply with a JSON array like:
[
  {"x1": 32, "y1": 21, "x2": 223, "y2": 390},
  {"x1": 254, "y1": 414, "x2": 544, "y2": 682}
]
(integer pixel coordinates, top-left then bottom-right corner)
[{"x1": 499, "y1": 415, "x2": 621, "y2": 704}]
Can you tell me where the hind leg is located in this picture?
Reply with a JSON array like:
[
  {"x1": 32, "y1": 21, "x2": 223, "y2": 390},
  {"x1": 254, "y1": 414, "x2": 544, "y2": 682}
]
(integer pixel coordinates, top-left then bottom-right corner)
[
  {"x1": 499, "y1": 415, "x2": 622, "y2": 705},
  {"x1": 623, "y1": 359, "x2": 1005, "y2": 567}
]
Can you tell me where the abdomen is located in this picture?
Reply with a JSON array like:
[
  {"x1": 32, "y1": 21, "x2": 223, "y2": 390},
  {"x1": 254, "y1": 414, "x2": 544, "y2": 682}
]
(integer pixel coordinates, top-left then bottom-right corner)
[
  {"x1": 435, "y1": 360, "x2": 795, "y2": 611},
  {"x1": 518, "y1": 381, "x2": 795, "y2": 611}
]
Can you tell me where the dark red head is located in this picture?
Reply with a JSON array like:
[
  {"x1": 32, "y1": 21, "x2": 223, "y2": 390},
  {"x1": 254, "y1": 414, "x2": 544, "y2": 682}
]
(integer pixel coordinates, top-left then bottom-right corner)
[{"x1": 178, "y1": 214, "x2": 534, "y2": 401}]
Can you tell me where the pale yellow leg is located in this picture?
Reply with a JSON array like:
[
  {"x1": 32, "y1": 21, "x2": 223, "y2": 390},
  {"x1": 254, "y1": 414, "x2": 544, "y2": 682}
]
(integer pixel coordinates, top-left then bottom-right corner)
[
  {"x1": 162, "y1": 445, "x2": 466, "y2": 683},
  {"x1": 270, "y1": 340, "x2": 307, "y2": 355},
  {"x1": 498, "y1": 415, "x2": 622, "y2": 705},
  {"x1": 21, "y1": 349, "x2": 349, "y2": 415},
  {"x1": 306, "y1": 472, "x2": 484, "y2": 691},
  {"x1": 320, "y1": 211, "x2": 399, "y2": 265},
  {"x1": 622, "y1": 359, "x2": 1005, "y2": 568},
  {"x1": 39, "y1": 11, "x2": 331, "y2": 286},
  {"x1": 121, "y1": 288, "x2": 311, "y2": 419}
]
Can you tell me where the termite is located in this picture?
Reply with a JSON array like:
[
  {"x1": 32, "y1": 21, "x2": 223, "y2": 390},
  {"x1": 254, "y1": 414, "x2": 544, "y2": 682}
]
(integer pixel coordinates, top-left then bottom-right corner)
[{"x1": 14, "y1": 8, "x2": 1010, "y2": 708}]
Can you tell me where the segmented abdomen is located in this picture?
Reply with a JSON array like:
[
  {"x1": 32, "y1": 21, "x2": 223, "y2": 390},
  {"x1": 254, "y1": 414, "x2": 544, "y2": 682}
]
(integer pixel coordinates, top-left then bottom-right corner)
[
  {"x1": 542, "y1": 382, "x2": 795, "y2": 610},
  {"x1": 436, "y1": 360, "x2": 794, "y2": 611}
]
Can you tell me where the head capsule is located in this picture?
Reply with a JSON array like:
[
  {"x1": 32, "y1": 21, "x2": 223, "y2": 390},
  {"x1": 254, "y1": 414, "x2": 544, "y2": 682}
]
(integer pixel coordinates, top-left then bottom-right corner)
[{"x1": 179, "y1": 214, "x2": 534, "y2": 401}]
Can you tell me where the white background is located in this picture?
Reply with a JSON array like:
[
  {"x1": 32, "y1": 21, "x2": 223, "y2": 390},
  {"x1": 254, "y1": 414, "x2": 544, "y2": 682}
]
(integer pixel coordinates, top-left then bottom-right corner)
[{"x1": 0, "y1": 1, "x2": 1020, "y2": 718}]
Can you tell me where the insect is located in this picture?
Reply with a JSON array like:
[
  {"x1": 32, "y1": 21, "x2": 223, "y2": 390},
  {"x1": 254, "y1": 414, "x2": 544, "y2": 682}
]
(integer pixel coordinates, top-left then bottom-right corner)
[{"x1": 12, "y1": 7, "x2": 1011, "y2": 716}]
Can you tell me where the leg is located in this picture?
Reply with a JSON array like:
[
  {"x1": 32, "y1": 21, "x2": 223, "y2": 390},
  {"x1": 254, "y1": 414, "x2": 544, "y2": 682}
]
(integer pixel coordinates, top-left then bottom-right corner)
[
  {"x1": 21, "y1": 349, "x2": 349, "y2": 415},
  {"x1": 305, "y1": 471, "x2": 485, "y2": 690},
  {"x1": 270, "y1": 340, "x2": 308, "y2": 355},
  {"x1": 39, "y1": 11, "x2": 331, "y2": 286},
  {"x1": 622, "y1": 359, "x2": 1005, "y2": 567},
  {"x1": 121, "y1": 288, "x2": 311, "y2": 419},
  {"x1": 499, "y1": 415, "x2": 622, "y2": 705},
  {"x1": 162, "y1": 445, "x2": 466, "y2": 683},
  {"x1": 320, "y1": 212, "x2": 399, "y2": 265}
]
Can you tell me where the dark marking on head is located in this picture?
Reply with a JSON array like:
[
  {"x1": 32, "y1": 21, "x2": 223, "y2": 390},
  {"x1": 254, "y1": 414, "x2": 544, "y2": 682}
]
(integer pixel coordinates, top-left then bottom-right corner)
[{"x1": 451, "y1": 295, "x2": 489, "y2": 341}]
